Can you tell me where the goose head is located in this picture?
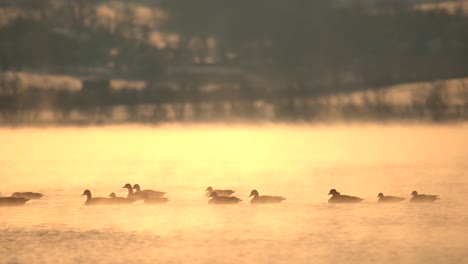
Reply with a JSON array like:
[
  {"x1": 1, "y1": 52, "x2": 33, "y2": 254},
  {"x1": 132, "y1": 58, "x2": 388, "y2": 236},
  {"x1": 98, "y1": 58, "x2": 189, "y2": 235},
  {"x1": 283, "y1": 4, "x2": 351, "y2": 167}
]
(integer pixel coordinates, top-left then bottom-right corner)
[
  {"x1": 411, "y1": 191, "x2": 418, "y2": 196},
  {"x1": 378, "y1": 193, "x2": 384, "y2": 198},
  {"x1": 133, "y1": 184, "x2": 141, "y2": 192},
  {"x1": 205, "y1": 186, "x2": 213, "y2": 192},
  {"x1": 109, "y1": 192, "x2": 116, "y2": 198},
  {"x1": 328, "y1": 189, "x2": 338, "y2": 195},
  {"x1": 209, "y1": 192, "x2": 218, "y2": 198},
  {"x1": 249, "y1": 190, "x2": 259, "y2": 197},
  {"x1": 122, "y1": 184, "x2": 133, "y2": 194},
  {"x1": 82, "y1": 190, "x2": 92, "y2": 199}
]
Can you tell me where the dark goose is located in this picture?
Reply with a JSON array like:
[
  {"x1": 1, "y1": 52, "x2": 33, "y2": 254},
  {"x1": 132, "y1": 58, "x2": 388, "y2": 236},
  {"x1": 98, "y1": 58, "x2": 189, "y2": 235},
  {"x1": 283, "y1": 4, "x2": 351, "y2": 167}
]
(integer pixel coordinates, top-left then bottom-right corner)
[
  {"x1": 133, "y1": 184, "x2": 166, "y2": 198},
  {"x1": 143, "y1": 196, "x2": 169, "y2": 204},
  {"x1": 249, "y1": 190, "x2": 285, "y2": 204},
  {"x1": 410, "y1": 191, "x2": 439, "y2": 203},
  {"x1": 0, "y1": 196, "x2": 29, "y2": 206},
  {"x1": 208, "y1": 192, "x2": 242, "y2": 204},
  {"x1": 82, "y1": 190, "x2": 134, "y2": 205},
  {"x1": 377, "y1": 193, "x2": 405, "y2": 203},
  {"x1": 123, "y1": 183, "x2": 145, "y2": 200},
  {"x1": 108, "y1": 192, "x2": 136, "y2": 204},
  {"x1": 205, "y1": 186, "x2": 235, "y2": 197},
  {"x1": 11, "y1": 192, "x2": 43, "y2": 200},
  {"x1": 328, "y1": 189, "x2": 364, "y2": 203}
]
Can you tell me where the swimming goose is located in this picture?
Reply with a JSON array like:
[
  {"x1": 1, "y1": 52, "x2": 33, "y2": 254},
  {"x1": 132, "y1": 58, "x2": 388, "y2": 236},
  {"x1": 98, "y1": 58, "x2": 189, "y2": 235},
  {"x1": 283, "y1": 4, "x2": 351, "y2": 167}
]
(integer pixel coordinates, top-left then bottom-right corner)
[
  {"x1": 82, "y1": 190, "x2": 112, "y2": 205},
  {"x1": 133, "y1": 184, "x2": 166, "y2": 198},
  {"x1": 328, "y1": 189, "x2": 364, "y2": 203},
  {"x1": 122, "y1": 183, "x2": 145, "y2": 200},
  {"x1": 82, "y1": 190, "x2": 133, "y2": 205},
  {"x1": 377, "y1": 193, "x2": 405, "y2": 203},
  {"x1": 0, "y1": 196, "x2": 29, "y2": 206},
  {"x1": 410, "y1": 191, "x2": 439, "y2": 203},
  {"x1": 11, "y1": 192, "x2": 43, "y2": 199},
  {"x1": 143, "y1": 195, "x2": 169, "y2": 204},
  {"x1": 249, "y1": 190, "x2": 286, "y2": 204},
  {"x1": 208, "y1": 192, "x2": 242, "y2": 204},
  {"x1": 108, "y1": 192, "x2": 136, "y2": 204},
  {"x1": 205, "y1": 186, "x2": 235, "y2": 197}
]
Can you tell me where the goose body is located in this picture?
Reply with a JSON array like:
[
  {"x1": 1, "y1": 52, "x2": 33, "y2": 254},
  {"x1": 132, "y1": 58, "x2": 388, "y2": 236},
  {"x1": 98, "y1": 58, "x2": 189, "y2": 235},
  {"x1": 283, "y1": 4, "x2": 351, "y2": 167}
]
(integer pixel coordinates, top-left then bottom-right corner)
[
  {"x1": 133, "y1": 184, "x2": 166, "y2": 198},
  {"x1": 108, "y1": 192, "x2": 136, "y2": 204},
  {"x1": 205, "y1": 186, "x2": 235, "y2": 197},
  {"x1": 143, "y1": 197, "x2": 169, "y2": 204},
  {"x1": 249, "y1": 190, "x2": 285, "y2": 204},
  {"x1": 328, "y1": 189, "x2": 364, "y2": 203},
  {"x1": 410, "y1": 191, "x2": 439, "y2": 203},
  {"x1": 11, "y1": 192, "x2": 43, "y2": 200},
  {"x1": 82, "y1": 190, "x2": 133, "y2": 205},
  {"x1": 377, "y1": 193, "x2": 405, "y2": 203},
  {"x1": 0, "y1": 196, "x2": 29, "y2": 206},
  {"x1": 208, "y1": 192, "x2": 242, "y2": 204}
]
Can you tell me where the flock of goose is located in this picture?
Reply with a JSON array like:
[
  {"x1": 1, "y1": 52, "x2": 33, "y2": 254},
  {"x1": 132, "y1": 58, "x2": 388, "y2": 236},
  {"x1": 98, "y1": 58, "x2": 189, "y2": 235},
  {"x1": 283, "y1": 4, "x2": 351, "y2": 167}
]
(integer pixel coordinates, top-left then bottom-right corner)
[
  {"x1": 206, "y1": 187, "x2": 286, "y2": 204},
  {"x1": 83, "y1": 184, "x2": 169, "y2": 205},
  {"x1": 328, "y1": 189, "x2": 439, "y2": 203},
  {"x1": 0, "y1": 185, "x2": 439, "y2": 206},
  {"x1": 0, "y1": 192, "x2": 44, "y2": 206}
]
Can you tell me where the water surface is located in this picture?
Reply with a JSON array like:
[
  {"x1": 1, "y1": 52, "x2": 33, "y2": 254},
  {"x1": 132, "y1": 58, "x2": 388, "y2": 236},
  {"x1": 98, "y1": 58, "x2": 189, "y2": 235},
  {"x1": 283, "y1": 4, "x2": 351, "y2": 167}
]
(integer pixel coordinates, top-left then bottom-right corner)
[{"x1": 1, "y1": 124, "x2": 467, "y2": 263}]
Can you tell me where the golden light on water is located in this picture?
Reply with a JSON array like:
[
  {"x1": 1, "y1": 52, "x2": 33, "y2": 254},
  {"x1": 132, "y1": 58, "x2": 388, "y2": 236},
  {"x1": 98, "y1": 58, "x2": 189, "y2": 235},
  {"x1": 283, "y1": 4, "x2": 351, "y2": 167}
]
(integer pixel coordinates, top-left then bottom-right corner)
[
  {"x1": 2, "y1": 124, "x2": 467, "y2": 198},
  {"x1": 4, "y1": 0, "x2": 468, "y2": 262},
  {"x1": 1, "y1": 124, "x2": 468, "y2": 263}
]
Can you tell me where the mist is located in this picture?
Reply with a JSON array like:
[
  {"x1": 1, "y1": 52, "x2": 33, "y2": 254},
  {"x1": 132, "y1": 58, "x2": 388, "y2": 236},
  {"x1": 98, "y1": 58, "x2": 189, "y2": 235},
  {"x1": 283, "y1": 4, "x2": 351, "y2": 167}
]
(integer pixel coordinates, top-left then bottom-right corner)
[
  {"x1": 2, "y1": 124, "x2": 468, "y2": 263},
  {"x1": 2, "y1": 1, "x2": 468, "y2": 264}
]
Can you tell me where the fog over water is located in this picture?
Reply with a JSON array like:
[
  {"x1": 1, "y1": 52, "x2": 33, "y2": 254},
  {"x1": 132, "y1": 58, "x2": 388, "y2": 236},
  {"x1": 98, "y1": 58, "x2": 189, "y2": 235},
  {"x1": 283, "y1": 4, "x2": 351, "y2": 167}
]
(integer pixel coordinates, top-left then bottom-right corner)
[{"x1": 1, "y1": 124, "x2": 468, "y2": 264}]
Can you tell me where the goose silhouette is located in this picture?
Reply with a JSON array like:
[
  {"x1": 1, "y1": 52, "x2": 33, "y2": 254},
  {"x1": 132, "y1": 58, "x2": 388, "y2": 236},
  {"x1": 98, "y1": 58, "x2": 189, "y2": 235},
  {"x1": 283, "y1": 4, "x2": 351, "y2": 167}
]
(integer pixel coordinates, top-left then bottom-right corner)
[
  {"x1": 410, "y1": 191, "x2": 439, "y2": 203},
  {"x1": 143, "y1": 194, "x2": 169, "y2": 204},
  {"x1": 249, "y1": 190, "x2": 285, "y2": 204},
  {"x1": 208, "y1": 192, "x2": 242, "y2": 204},
  {"x1": 122, "y1": 183, "x2": 145, "y2": 200},
  {"x1": 133, "y1": 184, "x2": 166, "y2": 198},
  {"x1": 108, "y1": 192, "x2": 136, "y2": 204},
  {"x1": 377, "y1": 193, "x2": 405, "y2": 203},
  {"x1": 0, "y1": 195, "x2": 29, "y2": 206},
  {"x1": 328, "y1": 189, "x2": 364, "y2": 203},
  {"x1": 11, "y1": 192, "x2": 43, "y2": 200},
  {"x1": 82, "y1": 190, "x2": 134, "y2": 205},
  {"x1": 205, "y1": 186, "x2": 235, "y2": 197}
]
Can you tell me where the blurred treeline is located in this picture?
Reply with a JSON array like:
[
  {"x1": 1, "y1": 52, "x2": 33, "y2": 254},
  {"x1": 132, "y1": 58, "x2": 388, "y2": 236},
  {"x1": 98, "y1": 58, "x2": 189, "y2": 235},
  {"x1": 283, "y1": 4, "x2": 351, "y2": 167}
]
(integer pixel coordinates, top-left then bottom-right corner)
[
  {"x1": 161, "y1": 0, "x2": 468, "y2": 87},
  {"x1": 0, "y1": 0, "x2": 468, "y2": 124}
]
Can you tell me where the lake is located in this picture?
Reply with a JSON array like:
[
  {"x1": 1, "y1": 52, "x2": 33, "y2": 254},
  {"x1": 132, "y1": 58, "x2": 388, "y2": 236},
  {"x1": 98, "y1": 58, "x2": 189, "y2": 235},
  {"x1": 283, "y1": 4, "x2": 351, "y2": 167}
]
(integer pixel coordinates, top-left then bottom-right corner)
[{"x1": 1, "y1": 124, "x2": 467, "y2": 264}]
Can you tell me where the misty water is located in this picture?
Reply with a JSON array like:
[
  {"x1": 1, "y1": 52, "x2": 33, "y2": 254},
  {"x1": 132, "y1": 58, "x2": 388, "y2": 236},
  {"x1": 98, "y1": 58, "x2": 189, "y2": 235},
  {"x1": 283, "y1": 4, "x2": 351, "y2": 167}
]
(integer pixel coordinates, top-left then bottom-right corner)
[{"x1": 1, "y1": 124, "x2": 468, "y2": 264}]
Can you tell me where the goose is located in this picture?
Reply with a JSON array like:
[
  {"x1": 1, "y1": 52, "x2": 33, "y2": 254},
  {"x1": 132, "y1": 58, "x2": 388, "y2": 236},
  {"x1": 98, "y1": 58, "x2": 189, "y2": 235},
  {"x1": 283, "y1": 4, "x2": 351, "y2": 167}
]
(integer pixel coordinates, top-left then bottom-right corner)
[
  {"x1": 11, "y1": 192, "x2": 43, "y2": 199},
  {"x1": 108, "y1": 192, "x2": 136, "y2": 204},
  {"x1": 208, "y1": 192, "x2": 242, "y2": 204},
  {"x1": 0, "y1": 195, "x2": 29, "y2": 206},
  {"x1": 143, "y1": 195, "x2": 169, "y2": 204},
  {"x1": 122, "y1": 183, "x2": 145, "y2": 200},
  {"x1": 82, "y1": 190, "x2": 133, "y2": 205},
  {"x1": 377, "y1": 193, "x2": 405, "y2": 203},
  {"x1": 328, "y1": 189, "x2": 364, "y2": 203},
  {"x1": 82, "y1": 190, "x2": 112, "y2": 205},
  {"x1": 249, "y1": 190, "x2": 285, "y2": 204},
  {"x1": 133, "y1": 184, "x2": 166, "y2": 198},
  {"x1": 410, "y1": 191, "x2": 439, "y2": 203},
  {"x1": 205, "y1": 186, "x2": 235, "y2": 197}
]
